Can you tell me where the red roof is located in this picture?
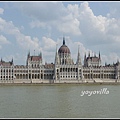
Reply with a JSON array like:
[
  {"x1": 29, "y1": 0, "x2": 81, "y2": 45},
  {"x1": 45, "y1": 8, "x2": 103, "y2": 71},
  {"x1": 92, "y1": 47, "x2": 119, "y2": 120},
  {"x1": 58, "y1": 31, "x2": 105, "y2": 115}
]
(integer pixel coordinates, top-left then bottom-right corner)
[
  {"x1": 30, "y1": 56, "x2": 42, "y2": 61},
  {"x1": 87, "y1": 57, "x2": 100, "y2": 62},
  {"x1": 0, "y1": 61, "x2": 12, "y2": 66},
  {"x1": 44, "y1": 63, "x2": 54, "y2": 68}
]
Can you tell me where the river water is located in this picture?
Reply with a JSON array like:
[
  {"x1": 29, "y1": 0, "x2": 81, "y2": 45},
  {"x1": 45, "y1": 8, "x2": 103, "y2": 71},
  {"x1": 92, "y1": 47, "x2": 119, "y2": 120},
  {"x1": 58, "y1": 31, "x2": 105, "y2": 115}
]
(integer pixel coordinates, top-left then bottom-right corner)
[{"x1": 0, "y1": 84, "x2": 120, "y2": 118}]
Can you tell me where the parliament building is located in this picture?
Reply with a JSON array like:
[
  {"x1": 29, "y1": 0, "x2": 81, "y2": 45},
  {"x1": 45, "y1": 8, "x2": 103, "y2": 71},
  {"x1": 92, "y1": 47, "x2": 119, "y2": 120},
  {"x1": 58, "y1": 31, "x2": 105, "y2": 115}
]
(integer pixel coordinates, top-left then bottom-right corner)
[{"x1": 0, "y1": 37, "x2": 120, "y2": 83}]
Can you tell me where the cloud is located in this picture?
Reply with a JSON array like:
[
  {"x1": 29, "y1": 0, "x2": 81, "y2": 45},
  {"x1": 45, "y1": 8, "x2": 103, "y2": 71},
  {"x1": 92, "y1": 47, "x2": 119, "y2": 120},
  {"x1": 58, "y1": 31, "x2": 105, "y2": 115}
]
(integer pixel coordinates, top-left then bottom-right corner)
[
  {"x1": 24, "y1": 2, "x2": 120, "y2": 44},
  {"x1": 0, "y1": 8, "x2": 4, "y2": 14},
  {"x1": 56, "y1": 17, "x2": 81, "y2": 35},
  {"x1": 108, "y1": 2, "x2": 120, "y2": 18},
  {"x1": 41, "y1": 37, "x2": 56, "y2": 51},
  {"x1": 0, "y1": 35, "x2": 10, "y2": 44},
  {"x1": 1, "y1": 1, "x2": 120, "y2": 65},
  {"x1": 102, "y1": 53, "x2": 119, "y2": 65},
  {"x1": 30, "y1": 20, "x2": 47, "y2": 29},
  {"x1": 15, "y1": 2, "x2": 67, "y2": 21},
  {"x1": 0, "y1": 18, "x2": 20, "y2": 35},
  {"x1": 0, "y1": 17, "x2": 41, "y2": 51},
  {"x1": 16, "y1": 2, "x2": 81, "y2": 36},
  {"x1": 0, "y1": 35, "x2": 10, "y2": 49},
  {"x1": 72, "y1": 1, "x2": 120, "y2": 64}
]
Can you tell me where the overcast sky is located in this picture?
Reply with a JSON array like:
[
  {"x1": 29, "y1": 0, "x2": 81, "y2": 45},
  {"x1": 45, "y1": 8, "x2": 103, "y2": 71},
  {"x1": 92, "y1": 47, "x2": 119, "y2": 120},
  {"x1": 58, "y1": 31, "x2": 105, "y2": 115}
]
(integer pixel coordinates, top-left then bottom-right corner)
[{"x1": 0, "y1": 1, "x2": 120, "y2": 65}]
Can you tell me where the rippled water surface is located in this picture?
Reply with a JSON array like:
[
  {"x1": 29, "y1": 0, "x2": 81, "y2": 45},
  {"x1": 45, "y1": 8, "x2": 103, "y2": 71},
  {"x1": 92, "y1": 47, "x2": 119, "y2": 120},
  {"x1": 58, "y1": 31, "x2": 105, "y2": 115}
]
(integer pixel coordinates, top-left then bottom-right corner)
[{"x1": 0, "y1": 84, "x2": 120, "y2": 118}]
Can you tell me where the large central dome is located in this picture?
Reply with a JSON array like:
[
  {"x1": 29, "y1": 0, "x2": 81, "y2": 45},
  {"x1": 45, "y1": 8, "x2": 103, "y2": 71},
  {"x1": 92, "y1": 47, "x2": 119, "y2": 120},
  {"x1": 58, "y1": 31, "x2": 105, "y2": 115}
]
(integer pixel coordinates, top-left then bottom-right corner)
[{"x1": 58, "y1": 37, "x2": 70, "y2": 54}]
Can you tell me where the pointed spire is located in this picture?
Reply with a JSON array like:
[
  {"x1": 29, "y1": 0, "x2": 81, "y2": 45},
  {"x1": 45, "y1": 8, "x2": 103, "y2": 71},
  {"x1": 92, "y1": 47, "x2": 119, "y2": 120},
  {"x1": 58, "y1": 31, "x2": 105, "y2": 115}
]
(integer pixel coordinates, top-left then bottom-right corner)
[
  {"x1": 63, "y1": 37, "x2": 65, "y2": 45},
  {"x1": 99, "y1": 51, "x2": 101, "y2": 59},
  {"x1": 39, "y1": 52, "x2": 40, "y2": 56},
  {"x1": 88, "y1": 51, "x2": 90, "y2": 57},
  {"x1": 84, "y1": 52, "x2": 86, "y2": 61},
  {"x1": 39, "y1": 51, "x2": 42, "y2": 58},
  {"x1": 28, "y1": 50, "x2": 30, "y2": 57},
  {"x1": 92, "y1": 51, "x2": 94, "y2": 57},
  {"x1": 34, "y1": 50, "x2": 35, "y2": 56},
  {"x1": 55, "y1": 44, "x2": 59, "y2": 65},
  {"x1": 105, "y1": 62, "x2": 107, "y2": 66},
  {"x1": 11, "y1": 58, "x2": 13, "y2": 63},
  {"x1": 11, "y1": 58, "x2": 13, "y2": 65},
  {"x1": 56, "y1": 43, "x2": 58, "y2": 52},
  {"x1": 41, "y1": 52, "x2": 42, "y2": 59},
  {"x1": 76, "y1": 45, "x2": 81, "y2": 65},
  {"x1": 55, "y1": 43, "x2": 58, "y2": 57},
  {"x1": 1, "y1": 58, "x2": 2, "y2": 62},
  {"x1": 94, "y1": 52, "x2": 96, "y2": 57},
  {"x1": 117, "y1": 59, "x2": 119, "y2": 64},
  {"x1": 84, "y1": 52, "x2": 86, "y2": 66},
  {"x1": 84, "y1": 52, "x2": 86, "y2": 60}
]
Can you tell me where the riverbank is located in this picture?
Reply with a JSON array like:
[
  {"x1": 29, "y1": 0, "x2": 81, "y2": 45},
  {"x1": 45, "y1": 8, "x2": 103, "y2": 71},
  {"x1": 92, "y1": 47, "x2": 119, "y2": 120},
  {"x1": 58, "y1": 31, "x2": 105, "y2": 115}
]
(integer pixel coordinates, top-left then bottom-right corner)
[
  {"x1": 0, "y1": 78, "x2": 119, "y2": 86},
  {"x1": 0, "y1": 81, "x2": 120, "y2": 86}
]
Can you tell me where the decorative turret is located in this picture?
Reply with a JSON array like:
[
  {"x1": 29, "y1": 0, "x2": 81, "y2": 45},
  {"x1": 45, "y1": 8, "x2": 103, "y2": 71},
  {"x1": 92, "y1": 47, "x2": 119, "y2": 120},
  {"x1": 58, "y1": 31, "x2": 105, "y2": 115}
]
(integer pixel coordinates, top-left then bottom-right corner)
[
  {"x1": 26, "y1": 50, "x2": 42, "y2": 67},
  {"x1": 85, "y1": 51, "x2": 101, "y2": 67}
]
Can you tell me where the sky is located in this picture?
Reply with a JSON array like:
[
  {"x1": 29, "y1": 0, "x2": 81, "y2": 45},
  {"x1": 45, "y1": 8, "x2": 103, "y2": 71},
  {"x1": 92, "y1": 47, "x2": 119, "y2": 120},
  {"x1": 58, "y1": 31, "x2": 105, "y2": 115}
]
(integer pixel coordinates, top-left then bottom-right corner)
[{"x1": 0, "y1": 1, "x2": 120, "y2": 65}]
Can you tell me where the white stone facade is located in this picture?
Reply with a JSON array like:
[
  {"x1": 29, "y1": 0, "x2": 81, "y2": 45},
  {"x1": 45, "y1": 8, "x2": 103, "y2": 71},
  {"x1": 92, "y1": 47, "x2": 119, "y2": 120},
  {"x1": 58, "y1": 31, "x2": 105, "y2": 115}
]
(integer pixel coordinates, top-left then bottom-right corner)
[{"x1": 0, "y1": 38, "x2": 120, "y2": 83}]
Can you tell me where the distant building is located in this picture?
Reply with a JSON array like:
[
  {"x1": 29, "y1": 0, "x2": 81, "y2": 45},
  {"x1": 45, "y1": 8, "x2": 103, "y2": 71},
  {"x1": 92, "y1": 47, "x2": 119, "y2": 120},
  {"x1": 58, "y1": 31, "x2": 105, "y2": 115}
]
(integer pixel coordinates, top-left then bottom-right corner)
[
  {"x1": 0, "y1": 58, "x2": 14, "y2": 81},
  {"x1": 0, "y1": 37, "x2": 120, "y2": 83}
]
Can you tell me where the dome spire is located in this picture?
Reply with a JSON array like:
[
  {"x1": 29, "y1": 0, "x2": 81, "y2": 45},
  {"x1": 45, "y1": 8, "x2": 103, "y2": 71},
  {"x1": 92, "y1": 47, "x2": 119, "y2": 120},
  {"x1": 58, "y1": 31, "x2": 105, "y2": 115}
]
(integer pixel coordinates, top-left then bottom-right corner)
[
  {"x1": 58, "y1": 36, "x2": 70, "y2": 54},
  {"x1": 63, "y1": 37, "x2": 65, "y2": 45}
]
